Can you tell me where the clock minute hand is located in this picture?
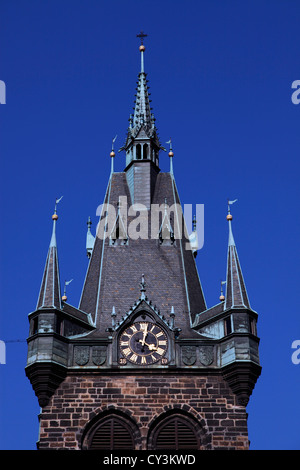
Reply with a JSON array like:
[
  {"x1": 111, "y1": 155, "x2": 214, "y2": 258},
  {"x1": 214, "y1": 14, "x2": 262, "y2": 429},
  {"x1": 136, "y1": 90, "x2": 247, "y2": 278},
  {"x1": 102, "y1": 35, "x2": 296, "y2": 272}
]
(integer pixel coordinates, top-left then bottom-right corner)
[{"x1": 141, "y1": 325, "x2": 148, "y2": 346}]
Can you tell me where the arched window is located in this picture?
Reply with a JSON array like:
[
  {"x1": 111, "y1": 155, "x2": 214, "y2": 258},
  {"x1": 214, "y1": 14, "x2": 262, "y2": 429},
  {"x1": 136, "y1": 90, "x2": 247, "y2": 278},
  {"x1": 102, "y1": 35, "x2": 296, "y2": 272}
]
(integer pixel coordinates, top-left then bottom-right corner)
[
  {"x1": 143, "y1": 143, "x2": 148, "y2": 159},
  {"x1": 136, "y1": 144, "x2": 141, "y2": 159},
  {"x1": 87, "y1": 415, "x2": 135, "y2": 450},
  {"x1": 148, "y1": 413, "x2": 201, "y2": 450}
]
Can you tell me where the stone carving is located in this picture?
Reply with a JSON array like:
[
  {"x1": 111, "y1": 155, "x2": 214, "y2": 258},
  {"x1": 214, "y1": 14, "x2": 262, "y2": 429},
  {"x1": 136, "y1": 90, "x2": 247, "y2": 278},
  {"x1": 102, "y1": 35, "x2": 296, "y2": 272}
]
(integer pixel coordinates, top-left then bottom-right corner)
[
  {"x1": 74, "y1": 346, "x2": 89, "y2": 365},
  {"x1": 92, "y1": 346, "x2": 107, "y2": 366},
  {"x1": 199, "y1": 346, "x2": 214, "y2": 366},
  {"x1": 181, "y1": 345, "x2": 197, "y2": 365}
]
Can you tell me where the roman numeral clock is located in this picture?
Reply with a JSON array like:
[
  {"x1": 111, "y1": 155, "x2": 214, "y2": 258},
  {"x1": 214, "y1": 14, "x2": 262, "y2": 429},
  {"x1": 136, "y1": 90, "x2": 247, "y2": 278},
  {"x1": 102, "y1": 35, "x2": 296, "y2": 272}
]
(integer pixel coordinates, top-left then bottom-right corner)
[{"x1": 119, "y1": 321, "x2": 168, "y2": 365}]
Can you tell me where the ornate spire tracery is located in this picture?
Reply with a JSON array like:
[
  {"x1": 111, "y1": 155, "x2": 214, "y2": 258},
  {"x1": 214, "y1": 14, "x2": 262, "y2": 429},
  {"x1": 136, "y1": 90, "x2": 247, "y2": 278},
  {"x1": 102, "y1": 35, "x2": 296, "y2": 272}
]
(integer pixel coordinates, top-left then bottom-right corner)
[{"x1": 121, "y1": 33, "x2": 161, "y2": 168}]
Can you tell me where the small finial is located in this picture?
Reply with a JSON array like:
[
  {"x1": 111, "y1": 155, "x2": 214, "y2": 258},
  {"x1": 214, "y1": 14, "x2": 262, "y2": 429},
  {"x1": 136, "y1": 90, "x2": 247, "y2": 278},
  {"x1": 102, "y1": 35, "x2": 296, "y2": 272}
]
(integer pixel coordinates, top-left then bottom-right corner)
[
  {"x1": 137, "y1": 30, "x2": 147, "y2": 48},
  {"x1": 62, "y1": 279, "x2": 73, "y2": 302},
  {"x1": 111, "y1": 306, "x2": 116, "y2": 328},
  {"x1": 166, "y1": 138, "x2": 173, "y2": 157},
  {"x1": 219, "y1": 280, "x2": 226, "y2": 302},
  {"x1": 110, "y1": 135, "x2": 117, "y2": 174},
  {"x1": 166, "y1": 139, "x2": 174, "y2": 174},
  {"x1": 137, "y1": 31, "x2": 147, "y2": 72},
  {"x1": 170, "y1": 306, "x2": 175, "y2": 329},
  {"x1": 139, "y1": 274, "x2": 146, "y2": 300},
  {"x1": 110, "y1": 135, "x2": 117, "y2": 158},
  {"x1": 227, "y1": 199, "x2": 237, "y2": 220},
  {"x1": 50, "y1": 196, "x2": 63, "y2": 247},
  {"x1": 52, "y1": 196, "x2": 63, "y2": 220}
]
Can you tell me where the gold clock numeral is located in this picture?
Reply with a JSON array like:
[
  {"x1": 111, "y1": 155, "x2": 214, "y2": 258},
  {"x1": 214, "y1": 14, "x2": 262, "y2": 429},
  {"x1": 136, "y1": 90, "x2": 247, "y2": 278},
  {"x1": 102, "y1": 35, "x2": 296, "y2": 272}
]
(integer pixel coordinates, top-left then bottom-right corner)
[
  {"x1": 130, "y1": 325, "x2": 138, "y2": 333},
  {"x1": 156, "y1": 332, "x2": 164, "y2": 338},
  {"x1": 141, "y1": 356, "x2": 147, "y2": 365},
  {"x1": 130, "y1": 353, "x2": 138, "y2": 363},
  {"x1": 156, "y1": 347, "x2": 165, "y2": 356},
  {"x1": 158, "y1": 340, "x2": 167, "y2": 346},
  {"x1": 122, "y1": 347, "x2": 131, "y2": 357},
  {"x1": 121, "y1": 340, "x2": 129, "y2": 346}
]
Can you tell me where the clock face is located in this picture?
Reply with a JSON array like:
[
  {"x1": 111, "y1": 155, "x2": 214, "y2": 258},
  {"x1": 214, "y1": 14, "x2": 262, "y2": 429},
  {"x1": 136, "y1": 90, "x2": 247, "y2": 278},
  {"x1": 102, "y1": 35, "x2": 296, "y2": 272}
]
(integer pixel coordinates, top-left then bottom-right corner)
[{"x1": 119, "y1": 321, "x2": 168, "y2": 365}]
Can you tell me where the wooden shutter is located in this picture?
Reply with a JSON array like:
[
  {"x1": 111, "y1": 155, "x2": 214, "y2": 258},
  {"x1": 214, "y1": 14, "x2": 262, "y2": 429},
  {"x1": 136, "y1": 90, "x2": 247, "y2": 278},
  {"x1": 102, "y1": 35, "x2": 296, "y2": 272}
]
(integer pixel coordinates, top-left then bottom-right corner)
[
  {"x1": 154, "y1": 416, "x2": 199, "y2": 450},
  {"x1": 89, "y1": 416, "x2": 134, "y2": 450}
]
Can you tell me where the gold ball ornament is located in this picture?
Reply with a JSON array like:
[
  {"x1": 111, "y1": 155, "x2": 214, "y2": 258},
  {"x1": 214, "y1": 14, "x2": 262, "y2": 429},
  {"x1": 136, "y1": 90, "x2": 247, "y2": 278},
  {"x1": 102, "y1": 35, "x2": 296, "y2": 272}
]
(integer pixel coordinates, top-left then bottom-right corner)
[
  {"x1": 52, "y1": 214, "x2": 58, "y2": 220},
  {"x1": 169, "y1": 151, "x2": 174, "y2": 157},
  {"x1": 62, "y1": 295, "x2": 67, "y2": 302},
  {"x1": 219, "y1": 294, "x2": 225, "y2": 302},
  {"x1": 139, "y1": 45, "x2": 145, "y2": 52},
  {"x1": 226, "y1": 214, "x2": 233, "y2": 221},
  {"x1": 110, "y1": 150, "x2": 115, "y2": 158}
]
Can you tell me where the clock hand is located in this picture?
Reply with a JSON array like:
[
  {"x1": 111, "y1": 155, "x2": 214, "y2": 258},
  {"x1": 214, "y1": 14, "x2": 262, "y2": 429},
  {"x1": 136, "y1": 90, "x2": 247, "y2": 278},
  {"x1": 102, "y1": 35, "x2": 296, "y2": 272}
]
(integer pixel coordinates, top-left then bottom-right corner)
[
  {"x1": 138, "y1": 339, "x2": 157, "y2": 351},
  {"x1": 141, "y1": 325, "x2": 148, "y2": 346}
]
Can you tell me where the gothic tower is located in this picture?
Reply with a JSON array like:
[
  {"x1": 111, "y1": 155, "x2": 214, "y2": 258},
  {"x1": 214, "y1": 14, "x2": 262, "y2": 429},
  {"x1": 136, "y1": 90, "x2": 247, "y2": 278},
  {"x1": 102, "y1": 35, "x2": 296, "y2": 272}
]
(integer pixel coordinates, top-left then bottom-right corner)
[{"x1": 26, "y1": 36, "x2": 261, "y2": 450}]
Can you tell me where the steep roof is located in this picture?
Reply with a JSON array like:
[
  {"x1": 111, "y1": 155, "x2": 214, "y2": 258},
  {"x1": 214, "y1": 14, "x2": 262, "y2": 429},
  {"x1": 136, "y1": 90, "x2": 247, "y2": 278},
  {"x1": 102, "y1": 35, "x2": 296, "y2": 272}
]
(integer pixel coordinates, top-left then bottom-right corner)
[
  {"x1": 224, "y1": 213, "x2": 250, "y2": 310},
  {"x1": 36, "y1": 211, "x2": 61, "y2": 309},
  {"x1": 79, "y1": 171, "x2": 206, "y2": 338}
]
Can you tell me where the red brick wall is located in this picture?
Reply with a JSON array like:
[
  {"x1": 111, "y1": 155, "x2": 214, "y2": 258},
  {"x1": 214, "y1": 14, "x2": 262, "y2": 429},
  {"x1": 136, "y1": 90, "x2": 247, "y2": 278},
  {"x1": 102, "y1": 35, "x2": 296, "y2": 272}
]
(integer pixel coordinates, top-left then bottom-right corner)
[{"x1": 38, "y1": 374, "x2": 249, "y2": 450}]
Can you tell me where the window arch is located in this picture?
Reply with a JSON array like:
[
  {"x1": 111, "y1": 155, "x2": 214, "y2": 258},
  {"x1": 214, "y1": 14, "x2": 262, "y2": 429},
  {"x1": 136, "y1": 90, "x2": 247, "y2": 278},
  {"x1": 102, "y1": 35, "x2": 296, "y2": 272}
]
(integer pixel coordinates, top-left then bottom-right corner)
[
  {"x1": 136, "y1": 144, "x2": 141, "y2": 159},
  {"x1": 148, "y1": 412, "x2": 202, "y2": 450},
  {"x1": 82, "y1": 411, "x2": 141, "y2": 450},
  {"x1": 143, "y1": 143, "x2": 148, "y2": 159}
]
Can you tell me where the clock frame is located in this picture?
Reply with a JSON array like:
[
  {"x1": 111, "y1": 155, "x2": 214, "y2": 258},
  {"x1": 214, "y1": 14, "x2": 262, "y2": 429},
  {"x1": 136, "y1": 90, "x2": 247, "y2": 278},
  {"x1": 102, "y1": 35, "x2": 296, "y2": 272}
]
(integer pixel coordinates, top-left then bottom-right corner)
[{"x1": 119, "y1": 321, "x2": 168, "y2": 365}]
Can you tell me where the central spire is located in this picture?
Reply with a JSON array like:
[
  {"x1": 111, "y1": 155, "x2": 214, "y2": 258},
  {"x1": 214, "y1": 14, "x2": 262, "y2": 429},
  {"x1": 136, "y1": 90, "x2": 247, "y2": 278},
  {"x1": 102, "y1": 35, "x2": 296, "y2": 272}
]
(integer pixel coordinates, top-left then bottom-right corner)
[
  {"x1": 121, "y1": 33, "x2": 162, "y2": 209},
  {"x1": 122, "y1": 32, "x2": 161, "y2": 171},
  {"x1": 132, "y1": 32, "x2": 152, "y2": 129}
]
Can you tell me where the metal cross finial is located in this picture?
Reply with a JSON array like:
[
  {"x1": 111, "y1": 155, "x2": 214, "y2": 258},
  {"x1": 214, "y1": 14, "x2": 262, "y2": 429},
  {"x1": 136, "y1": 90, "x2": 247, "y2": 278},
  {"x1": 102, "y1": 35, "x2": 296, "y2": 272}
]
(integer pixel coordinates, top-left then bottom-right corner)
[{"x1": 137, "y1": 30, "x2": 148, "y2": 45}]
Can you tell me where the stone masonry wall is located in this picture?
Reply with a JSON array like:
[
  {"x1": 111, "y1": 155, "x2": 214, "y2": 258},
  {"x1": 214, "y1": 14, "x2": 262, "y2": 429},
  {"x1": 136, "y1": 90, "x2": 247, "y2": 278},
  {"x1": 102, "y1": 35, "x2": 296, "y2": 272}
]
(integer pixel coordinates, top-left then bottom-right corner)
[{"x1": 38, "y1": 373, "x2": 249, "y2": 450}]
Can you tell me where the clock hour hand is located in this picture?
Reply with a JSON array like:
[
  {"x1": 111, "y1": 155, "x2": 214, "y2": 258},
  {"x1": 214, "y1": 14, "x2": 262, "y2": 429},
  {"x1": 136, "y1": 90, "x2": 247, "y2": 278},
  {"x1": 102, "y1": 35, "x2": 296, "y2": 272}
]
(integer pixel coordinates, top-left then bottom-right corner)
[{"x1": 138, "y1": 339, "x2": 157, "y2": 351}]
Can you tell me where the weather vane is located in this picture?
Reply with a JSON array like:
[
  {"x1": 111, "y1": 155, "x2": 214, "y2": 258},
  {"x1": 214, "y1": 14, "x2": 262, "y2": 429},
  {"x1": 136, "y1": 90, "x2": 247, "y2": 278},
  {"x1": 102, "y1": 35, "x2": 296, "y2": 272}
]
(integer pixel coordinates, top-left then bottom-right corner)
[{"x1": 137, "y1": 30, "x2": 148, "y2": 45}]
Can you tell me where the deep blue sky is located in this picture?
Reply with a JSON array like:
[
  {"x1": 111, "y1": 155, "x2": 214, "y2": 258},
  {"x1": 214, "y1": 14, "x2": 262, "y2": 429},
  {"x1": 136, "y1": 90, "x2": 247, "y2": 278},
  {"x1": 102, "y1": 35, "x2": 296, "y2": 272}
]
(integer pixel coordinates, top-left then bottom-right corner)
[{"x1": 0, "y1": 0, "x2": 299, "y2": 450}]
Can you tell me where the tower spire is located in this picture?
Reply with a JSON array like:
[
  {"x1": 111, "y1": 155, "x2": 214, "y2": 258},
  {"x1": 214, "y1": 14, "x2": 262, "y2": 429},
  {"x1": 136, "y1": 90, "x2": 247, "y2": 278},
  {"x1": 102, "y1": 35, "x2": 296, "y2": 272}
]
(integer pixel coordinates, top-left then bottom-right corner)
[
  {"x1": 36, "y1": 198, "x2": 63, "y2": 309},
  {"x1": 133, "y1": 32, "x2": 152, "y2": 130},
  {"x1": 121, "y1": 33, "x2": 161, "y2": 209},
  {"x1": 224, "y1": 201, "x2": 250, "y2": 310},
  {"x1": 122, "y1": 32, "x2": 160, "y2": 168}
]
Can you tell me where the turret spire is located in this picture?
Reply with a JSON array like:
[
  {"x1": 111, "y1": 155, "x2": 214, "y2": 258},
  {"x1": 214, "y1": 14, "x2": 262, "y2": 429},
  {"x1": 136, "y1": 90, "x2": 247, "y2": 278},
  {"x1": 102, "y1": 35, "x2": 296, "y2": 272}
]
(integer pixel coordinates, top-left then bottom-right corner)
[
  {"x1": 224, "y1": 201, "x2": 250, "y2": 310},
  {"x1": 37, "y1": 198, "x2": 63, "y2": 309}
]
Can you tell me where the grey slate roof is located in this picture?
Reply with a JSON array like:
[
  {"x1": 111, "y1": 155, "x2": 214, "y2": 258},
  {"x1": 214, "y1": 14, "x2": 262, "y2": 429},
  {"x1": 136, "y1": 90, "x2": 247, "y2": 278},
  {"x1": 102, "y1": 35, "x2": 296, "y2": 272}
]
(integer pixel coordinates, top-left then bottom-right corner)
[
  {"x1": 37, "y1": 218, "x2": 61, "y2": 309},
  {"x1": 79, "y1": 171, "x2": 207, "y2": 338},
  {"x1": 224, "y1": 219, "x2": 250, "y2": 310}
]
